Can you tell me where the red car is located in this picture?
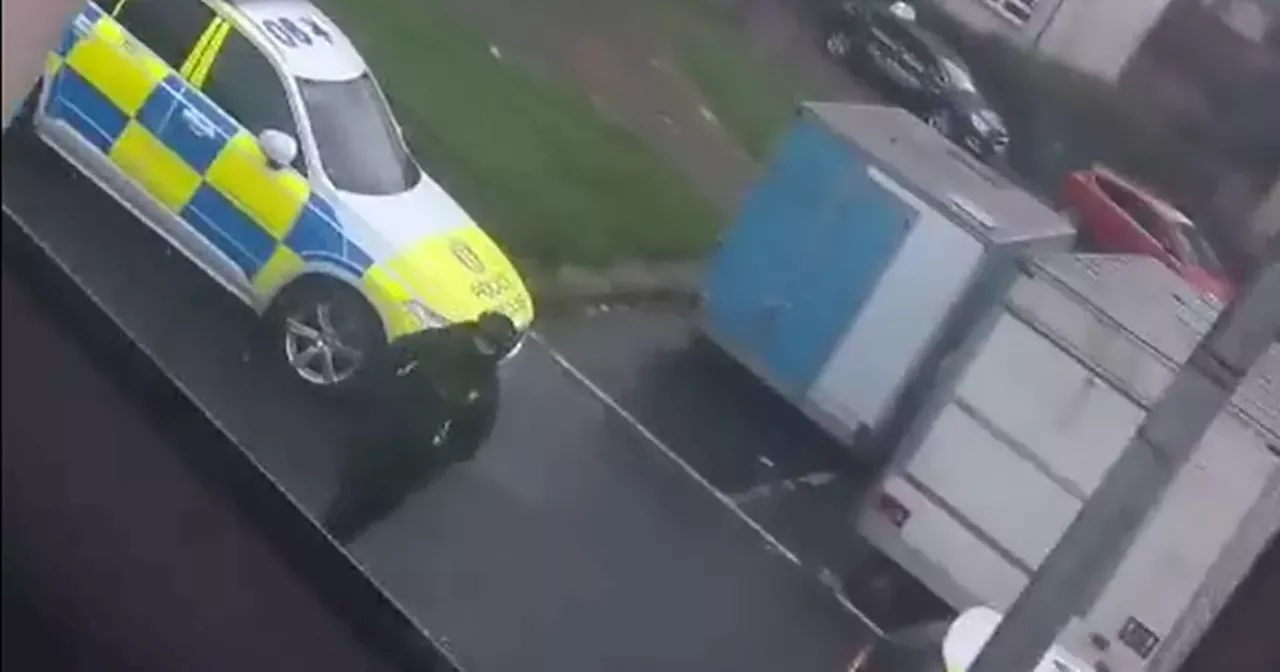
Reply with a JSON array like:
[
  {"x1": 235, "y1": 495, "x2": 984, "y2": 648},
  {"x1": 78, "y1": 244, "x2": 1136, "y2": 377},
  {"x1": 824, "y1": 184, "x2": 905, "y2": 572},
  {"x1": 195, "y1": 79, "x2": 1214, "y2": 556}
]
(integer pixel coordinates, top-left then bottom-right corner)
[{"x1": 1062, "y1": 167, "x2": 1235, "y2": 305}]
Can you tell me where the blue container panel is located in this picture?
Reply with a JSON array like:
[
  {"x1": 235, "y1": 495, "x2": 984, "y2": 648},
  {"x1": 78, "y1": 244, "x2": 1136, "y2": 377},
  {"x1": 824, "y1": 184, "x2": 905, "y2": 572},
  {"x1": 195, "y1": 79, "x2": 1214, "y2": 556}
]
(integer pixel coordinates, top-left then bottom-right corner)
[
  {"x1": 768, "y1": 169, "x2": 914, "y2": 391},
  {"x1": 704, "y1": 118, "x2": 915, "y2": 395},
  {"x1": 704, "y1": 120, "x2": 848, "y2": 361}
]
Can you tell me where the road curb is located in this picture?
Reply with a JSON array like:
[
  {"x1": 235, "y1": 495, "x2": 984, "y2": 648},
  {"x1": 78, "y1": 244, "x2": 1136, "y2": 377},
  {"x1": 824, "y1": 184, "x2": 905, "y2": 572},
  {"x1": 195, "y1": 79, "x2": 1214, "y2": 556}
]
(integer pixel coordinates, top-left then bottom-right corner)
[{"x1": 521, "y1": 259, "x2": 704, "y2": 315}]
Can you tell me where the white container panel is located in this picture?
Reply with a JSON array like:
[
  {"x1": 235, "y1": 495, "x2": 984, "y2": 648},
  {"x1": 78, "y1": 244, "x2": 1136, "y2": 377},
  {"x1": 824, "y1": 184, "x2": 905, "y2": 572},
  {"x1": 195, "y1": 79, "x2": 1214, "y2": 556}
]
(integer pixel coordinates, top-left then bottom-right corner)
[
  {"x1": 809, "y1": 171, "x2": 984, "y2": 432},
  {"x1": 883, "y1": 476, "x2": 1029, "y2": 610},
  {"x1": 907, "y1": 403, "x2": 1083, "y2": 568},
  {"x1": 1007, "y1": 259, "x2": 1180, "y2": 406},
  {"x1": 1082, "y1": 413, "x2": 1278, "y2": 672},
  {"x1": 957, "y1": 313, "x2": 1146, "y2": 494}
]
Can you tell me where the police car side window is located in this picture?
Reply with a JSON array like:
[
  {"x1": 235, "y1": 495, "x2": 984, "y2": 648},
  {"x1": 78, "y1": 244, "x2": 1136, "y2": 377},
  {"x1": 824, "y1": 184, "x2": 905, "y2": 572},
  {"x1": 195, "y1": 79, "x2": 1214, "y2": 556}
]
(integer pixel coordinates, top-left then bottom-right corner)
[
  {"x1": 110, "y1": 0, "x2": 216, "y2": 69},
  {"x1": 201, "y1": 32, "x2": 304, "y2": 170}
]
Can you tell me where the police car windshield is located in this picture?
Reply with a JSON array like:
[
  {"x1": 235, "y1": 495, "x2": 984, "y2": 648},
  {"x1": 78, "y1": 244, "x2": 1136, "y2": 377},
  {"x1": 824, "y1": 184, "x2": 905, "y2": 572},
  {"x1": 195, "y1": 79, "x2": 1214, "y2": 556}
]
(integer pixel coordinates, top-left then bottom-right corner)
[{"x1": 298, "y1": 74, "x2": 420, "y2": 196}]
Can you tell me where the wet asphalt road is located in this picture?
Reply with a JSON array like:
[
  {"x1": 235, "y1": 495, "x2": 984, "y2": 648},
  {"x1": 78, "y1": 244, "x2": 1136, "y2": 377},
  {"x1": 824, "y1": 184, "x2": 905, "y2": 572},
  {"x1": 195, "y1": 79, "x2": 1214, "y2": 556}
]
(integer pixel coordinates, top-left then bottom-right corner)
[
  {"x1": 2, "y1": 138, "x2": 871, "y2": 670},
  {"x1": 538, "y1": 310, "x2": 877, "y2": 576}
]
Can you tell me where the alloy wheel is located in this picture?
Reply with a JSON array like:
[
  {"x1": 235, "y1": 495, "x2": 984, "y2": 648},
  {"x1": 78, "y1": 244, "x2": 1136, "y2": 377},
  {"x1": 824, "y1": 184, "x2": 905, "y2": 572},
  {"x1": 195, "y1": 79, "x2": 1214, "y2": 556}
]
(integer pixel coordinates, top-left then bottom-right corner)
[
  {"x1": 925, "y1": 110, "x2": 951, "y2": 137},
  {"x1": 826, "y1": 32, "x2": 851, "y2": 57},
  {"x1": 283, "y1": 300, "x2": 365, "y2": 386}
]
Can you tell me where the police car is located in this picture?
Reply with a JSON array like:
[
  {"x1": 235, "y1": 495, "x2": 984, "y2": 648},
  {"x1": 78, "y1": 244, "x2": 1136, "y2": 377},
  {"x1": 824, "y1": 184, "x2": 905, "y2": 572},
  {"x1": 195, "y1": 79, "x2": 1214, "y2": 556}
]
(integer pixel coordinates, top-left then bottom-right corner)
[{"x1": 18, "y1": 0, "x2": 534, "y2": 390}]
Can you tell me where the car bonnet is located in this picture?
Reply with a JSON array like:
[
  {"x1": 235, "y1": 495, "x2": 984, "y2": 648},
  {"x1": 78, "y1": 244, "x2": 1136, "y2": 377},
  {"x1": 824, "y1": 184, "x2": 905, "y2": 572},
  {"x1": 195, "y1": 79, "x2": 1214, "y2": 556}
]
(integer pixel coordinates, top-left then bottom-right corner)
[{"x1": 333, "y1": 178, "x2": 533, "y2": 331}]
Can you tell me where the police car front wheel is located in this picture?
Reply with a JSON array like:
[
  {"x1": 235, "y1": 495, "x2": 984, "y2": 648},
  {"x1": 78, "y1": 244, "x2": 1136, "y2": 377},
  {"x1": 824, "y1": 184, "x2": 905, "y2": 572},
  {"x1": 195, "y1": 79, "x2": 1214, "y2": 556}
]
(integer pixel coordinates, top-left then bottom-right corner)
[{"x1": 267, "y1": 279, "x2": 384, "y2": 392}]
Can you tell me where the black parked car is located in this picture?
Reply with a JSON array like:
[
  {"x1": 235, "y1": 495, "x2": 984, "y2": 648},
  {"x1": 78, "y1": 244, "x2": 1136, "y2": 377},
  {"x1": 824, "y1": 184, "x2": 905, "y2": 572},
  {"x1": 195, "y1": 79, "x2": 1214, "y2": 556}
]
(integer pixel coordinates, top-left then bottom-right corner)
[{"x1": 820, "y1": 0, "x2": 1010, "y2": 162}]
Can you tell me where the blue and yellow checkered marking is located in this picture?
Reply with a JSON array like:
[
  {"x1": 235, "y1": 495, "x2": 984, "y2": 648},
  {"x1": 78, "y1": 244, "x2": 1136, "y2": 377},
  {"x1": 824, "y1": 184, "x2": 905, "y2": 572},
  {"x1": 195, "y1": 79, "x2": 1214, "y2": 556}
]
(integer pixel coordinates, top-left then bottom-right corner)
[
  {"x1": 286, "y1": 196, "x2": 373, "y2": 276},
  {"x1": 44, "y1": 3, "x2": 373, "y2": 285},
  {"x1": 160, "y1": 104, "x2": 229, "y2": 173},
  {"x1": 183, "y1": 184, "x2": 279, "y2": 276},
  {"x1": 48, "y1": 68, "x2": 128, "y2": 152},
  {"x1": 133, "y1": 73, "x2": 183, "y2": 132}
]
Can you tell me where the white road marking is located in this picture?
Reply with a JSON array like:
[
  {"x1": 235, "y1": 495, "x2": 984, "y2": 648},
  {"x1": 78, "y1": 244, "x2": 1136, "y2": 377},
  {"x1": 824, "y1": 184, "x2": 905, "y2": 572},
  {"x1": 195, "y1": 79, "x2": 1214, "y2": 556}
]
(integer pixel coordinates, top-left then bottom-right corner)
[
  {"x1": 535, "y1": 333, "x2": 884, "y2": 634},
  {"x1": 533, "y1": 332, "x2": 800, "y2": 566},
  {"x1": 9, "y1": 184, "x2": 882, "y2": 635},
  {"x1": 729, "y1": 471, "x2": 838, "y2": 506}
]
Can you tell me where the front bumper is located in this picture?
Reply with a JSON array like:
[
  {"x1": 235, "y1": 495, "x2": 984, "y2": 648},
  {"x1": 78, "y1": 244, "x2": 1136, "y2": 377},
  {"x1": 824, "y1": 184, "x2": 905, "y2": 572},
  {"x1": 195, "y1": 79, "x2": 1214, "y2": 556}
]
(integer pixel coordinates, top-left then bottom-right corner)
[
  {"x1": 500, "y1": 329, "x2": 527, "y2": 364},
  {"x1": 960, "y1": 132, "x2": 1008, "y2": 161}
]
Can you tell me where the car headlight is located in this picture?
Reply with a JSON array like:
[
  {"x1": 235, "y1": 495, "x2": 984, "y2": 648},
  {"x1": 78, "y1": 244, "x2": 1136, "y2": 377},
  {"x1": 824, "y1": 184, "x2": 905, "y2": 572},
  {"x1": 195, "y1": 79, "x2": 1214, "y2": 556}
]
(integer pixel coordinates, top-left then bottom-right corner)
[
  {"x1": 969, "y1": 111, "x2": 991, "y2": 134},
  {"x1": 404, "y1": 300, "x2": 448, "y2": 330}
]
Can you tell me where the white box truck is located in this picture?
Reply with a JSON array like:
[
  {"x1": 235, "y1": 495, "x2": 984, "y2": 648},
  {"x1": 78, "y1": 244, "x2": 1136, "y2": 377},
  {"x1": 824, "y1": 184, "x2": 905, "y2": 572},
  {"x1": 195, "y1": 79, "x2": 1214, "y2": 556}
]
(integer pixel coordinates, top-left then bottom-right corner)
[
  {"x1": 701, "y1": 103, "x2": 1279, "y2": 672},
  {"x1": 857, "y1": 253, "x2": 1279, "y2": 672}
]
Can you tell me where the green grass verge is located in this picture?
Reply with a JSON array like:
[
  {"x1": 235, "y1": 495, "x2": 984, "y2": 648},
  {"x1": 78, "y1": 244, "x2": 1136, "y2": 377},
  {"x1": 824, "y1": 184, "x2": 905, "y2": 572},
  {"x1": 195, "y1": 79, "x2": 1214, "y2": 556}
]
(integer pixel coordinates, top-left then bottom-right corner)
[
  {"x1": 323, "y1": 0, "x2": 721, "y2": 267},
  {"x1": 663, "y1": 2, "x2": 798, "y2": 160}
]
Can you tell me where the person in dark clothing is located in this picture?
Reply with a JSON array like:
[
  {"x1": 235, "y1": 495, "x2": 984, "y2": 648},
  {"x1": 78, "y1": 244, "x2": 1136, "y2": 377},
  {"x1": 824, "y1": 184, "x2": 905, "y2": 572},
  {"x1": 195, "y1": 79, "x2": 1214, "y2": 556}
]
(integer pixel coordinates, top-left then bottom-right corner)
[{"x1": 322, "y1": 311, "x2": 517, "y2": 545}]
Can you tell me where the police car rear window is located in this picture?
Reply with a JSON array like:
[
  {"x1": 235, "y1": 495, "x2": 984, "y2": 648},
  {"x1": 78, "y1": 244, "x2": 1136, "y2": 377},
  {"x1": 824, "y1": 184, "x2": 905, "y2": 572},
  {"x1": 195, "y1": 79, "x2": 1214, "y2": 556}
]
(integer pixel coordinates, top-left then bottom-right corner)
[{"x1": 298, "y1": 74, "x2": 419, "y2": 196}]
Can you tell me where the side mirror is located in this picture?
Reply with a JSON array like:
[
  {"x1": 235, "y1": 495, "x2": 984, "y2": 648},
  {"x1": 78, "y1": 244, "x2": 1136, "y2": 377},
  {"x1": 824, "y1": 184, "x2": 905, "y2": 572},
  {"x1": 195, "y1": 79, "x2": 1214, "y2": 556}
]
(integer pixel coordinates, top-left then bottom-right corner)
[{"x1": 258, "y1": 129, "x2": 299, "y2": 170}]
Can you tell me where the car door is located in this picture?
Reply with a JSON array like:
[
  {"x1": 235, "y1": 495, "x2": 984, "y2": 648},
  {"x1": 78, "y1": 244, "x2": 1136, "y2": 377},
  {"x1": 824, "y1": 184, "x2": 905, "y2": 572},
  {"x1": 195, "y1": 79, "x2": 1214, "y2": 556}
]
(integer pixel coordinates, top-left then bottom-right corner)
[
  {"x1": 176, "y1": 25, "x2": 318, "y2": 298},
  {"x1": 41, "y1": 0, "x2": 217, "y2": 222},
  {"x1": 872, "y1": 20, "x2": 933, "y2": 108},
  {"x1": 119, "y1": 0, "x2": 306, "y2": 298},
  {"x1": 866, "y1": 15, "x2": 914, "y2": 85},
  {"x1": 1086, "y1": 174, "x2": 1155, "y2": 254},
  {"x1": 1105, "y1": 180, "x2": 1181, "y2": 267},
  {"x1": 42, "y1": 0, "x2": 276, "y2": 299}
]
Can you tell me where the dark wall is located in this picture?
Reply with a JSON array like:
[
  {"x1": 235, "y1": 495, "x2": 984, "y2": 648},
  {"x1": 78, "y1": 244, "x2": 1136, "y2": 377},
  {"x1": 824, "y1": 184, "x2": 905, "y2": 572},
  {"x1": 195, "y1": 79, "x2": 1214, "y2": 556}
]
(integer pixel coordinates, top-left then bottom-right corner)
[
  {"x1": 0, "y1": 209, "x2": 455, "y2": 672},
  {"x1": 1128, "y1": 0, "x2": 1280, "y2": 170},
  {"x1": 0, "y1": 267, "x2": 406, "y2": 672}
]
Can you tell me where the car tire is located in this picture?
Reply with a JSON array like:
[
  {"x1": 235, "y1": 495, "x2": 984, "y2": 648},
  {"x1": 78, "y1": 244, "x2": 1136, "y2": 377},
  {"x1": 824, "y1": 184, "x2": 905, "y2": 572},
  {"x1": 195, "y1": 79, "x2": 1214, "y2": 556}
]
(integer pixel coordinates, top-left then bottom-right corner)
[
  {"x1": 841, "y1": 553, "x2": 952, "y2": 631},
  {"x1": 264, "y1": 277, "x2": 386, "y2": 396},
  {"x1": 825, "y1": 30, "x2": 852, "y2": 58},
  {"x1": 983, "y1": 149, "x2": 1013, "y2": 174},
  {"x1": 1060, "y1": 209, "x2": 1097, "y2": 252},
  {"x1": 924, "y1": 109, "x2": 952, "y2": 138}
]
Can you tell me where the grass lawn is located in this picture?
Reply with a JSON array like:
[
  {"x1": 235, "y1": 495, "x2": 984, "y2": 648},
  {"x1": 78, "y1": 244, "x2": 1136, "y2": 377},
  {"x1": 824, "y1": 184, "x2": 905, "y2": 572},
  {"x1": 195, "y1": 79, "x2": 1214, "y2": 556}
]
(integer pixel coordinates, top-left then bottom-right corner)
[
  {"x1": 662, "y1": 1, "x2": 799, "y2": 160},
  {"x1": 323, "y1": 0, "x2": 721, "y2": 267}
]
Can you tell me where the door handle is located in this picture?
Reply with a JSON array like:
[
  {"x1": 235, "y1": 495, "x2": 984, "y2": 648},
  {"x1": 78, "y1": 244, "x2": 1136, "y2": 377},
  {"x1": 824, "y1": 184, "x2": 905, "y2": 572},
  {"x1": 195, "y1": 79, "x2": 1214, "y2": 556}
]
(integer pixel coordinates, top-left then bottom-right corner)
[{"x1": 180, "y1": 107, "x2": 217, "y2": 139}]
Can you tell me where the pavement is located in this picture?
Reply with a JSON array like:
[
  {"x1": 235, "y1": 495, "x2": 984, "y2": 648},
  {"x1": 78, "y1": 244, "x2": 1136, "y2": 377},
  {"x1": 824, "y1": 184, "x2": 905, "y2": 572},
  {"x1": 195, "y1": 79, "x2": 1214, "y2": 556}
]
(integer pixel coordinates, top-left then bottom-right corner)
[{"x1": 3, "y1": 137, "x2": 875, "y2": 670}]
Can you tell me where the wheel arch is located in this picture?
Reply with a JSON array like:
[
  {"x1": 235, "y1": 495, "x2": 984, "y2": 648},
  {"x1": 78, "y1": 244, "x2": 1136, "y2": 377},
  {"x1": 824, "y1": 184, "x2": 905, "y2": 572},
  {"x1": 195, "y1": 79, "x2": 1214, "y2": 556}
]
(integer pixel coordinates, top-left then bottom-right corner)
[{"x1": 261, "y1": 265, "x2": 390, "y2": 345}]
